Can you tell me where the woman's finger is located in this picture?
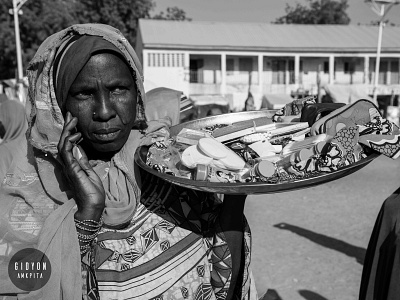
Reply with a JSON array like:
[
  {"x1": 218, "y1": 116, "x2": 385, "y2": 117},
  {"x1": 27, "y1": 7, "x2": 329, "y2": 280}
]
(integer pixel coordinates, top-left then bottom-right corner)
[
  {"x1": 60, "y1": 132, "x2": 82, "y2": 166},
  {"x1": 75, "y1": 145, "x2": 90, "y2": 170},
  {"x1": 58, "y1": 112, "x2": 78, "y2": 153},
  {"x1": 75, "y1": 145, "x2": 102, "y2": 180}
]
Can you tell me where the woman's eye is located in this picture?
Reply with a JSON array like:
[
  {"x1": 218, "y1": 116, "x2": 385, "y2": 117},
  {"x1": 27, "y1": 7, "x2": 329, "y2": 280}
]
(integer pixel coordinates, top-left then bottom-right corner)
[
  {"x1": 74, "y1": 91, "x2": 92, "y2": 100},
  {"x1": 111, "y1": 87, "x2": 127, "y2": 94}
]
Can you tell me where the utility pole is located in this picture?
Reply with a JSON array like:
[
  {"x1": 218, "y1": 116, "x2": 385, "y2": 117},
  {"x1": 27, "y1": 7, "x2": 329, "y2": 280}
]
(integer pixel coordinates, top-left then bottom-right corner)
[
  {"x1": 10, "y1": 0, "x2": 29, "y2": 103},
  {"x1": 365, "y1": 0, "x2": 399, "y2": 104}
]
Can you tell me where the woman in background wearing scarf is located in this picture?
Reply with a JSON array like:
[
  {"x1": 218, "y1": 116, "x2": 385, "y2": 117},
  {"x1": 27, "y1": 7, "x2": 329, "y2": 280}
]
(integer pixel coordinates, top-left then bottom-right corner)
[
  {"x1": 0, "y1": 100, "x2": 28, "y2": 182},
  {"x1": 0, "y1": 24, "x2": 257, "y2": 300}
]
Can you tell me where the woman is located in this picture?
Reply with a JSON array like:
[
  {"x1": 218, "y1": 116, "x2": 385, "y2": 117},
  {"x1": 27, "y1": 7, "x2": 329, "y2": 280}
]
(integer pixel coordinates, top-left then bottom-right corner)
[
  {"x1": 0, "y1": 100, "x2": 28, "y2": 182},
  {"x1": 0, "y1": 24, "x2": 256, "y2": 300}
]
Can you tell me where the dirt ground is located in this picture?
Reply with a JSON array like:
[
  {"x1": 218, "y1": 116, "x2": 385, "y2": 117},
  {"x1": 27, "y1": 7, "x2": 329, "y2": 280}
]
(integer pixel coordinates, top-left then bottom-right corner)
[{"x1": 244, "y1": 155, "x2": 400, "y2": 300}]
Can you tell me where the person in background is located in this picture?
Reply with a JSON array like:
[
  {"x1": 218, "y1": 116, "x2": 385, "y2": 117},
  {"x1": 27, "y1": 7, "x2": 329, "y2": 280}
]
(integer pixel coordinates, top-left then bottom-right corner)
[
  {"x1": 0, "y1": 24, "x2": 257, "y2": 300},
  {"x1": 206, "y1": 107, "x2": 223, "y2": 116},
  {"x1": 244, "y1": 92, "x2": 256, "y2": 111},
  {"x1": 0, "y1": 121, "x2": 5, "y2": 143},
  {"x1": 0, "y1": 100, "x2": 27, "y2": 182},
  {"x1": 359, "y1": 187, "x2": 400, "y2": 300}
]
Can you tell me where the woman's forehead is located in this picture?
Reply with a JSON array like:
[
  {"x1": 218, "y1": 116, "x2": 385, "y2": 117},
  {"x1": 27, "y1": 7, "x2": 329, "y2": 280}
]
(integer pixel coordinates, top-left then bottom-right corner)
[{"x1": 73, "y1": 53, "x2": 133, "y2": 82}]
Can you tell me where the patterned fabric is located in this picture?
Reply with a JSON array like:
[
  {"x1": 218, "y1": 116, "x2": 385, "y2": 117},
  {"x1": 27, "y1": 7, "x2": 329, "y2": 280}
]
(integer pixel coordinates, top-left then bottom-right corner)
[
  {"x1": 359, "y1": 134, "x2": 400, "y2": 159},
  {"x1": 277, "y1": 126, "x2": 365, "y2": 179},
  {"x1": 310, "y1": 99, "x2": 381, "y2": 136},
  {"x1": 82, "y1": 173, "x2": 256, "y2": 300},
  {"x1": 272, "y1": 96, "x2": 316, "y2": 123},
  {"x1": 358, "y1": 116, "x2": 400, "y2": 136},
  {"x1": 358, "y1": 116, "x2": 400, "y2": 159}
]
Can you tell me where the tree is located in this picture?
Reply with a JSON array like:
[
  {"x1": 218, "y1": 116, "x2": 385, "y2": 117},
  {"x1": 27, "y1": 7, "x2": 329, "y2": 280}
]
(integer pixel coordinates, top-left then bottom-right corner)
[
  {"x1": 73, "y1": 0, "x2": 155, "y2": 46},
  {"x1": 0, "y1": 0, "x2": 76, "y2": 79},
  {"x1": 0, "y1": 0, "x2": 189, "y2": 80},
  {"x1": 275, "y1": 0, "x2": 350, "y2": 25},
  {"x1": 152, "y1": 6, "x2": 192, "y2": 21}
]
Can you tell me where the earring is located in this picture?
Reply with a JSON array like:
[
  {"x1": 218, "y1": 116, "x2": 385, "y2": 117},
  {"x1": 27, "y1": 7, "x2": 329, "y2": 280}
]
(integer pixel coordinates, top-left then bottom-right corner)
[{"x1": 93, "y1": 112, "x2": 96, "y2": 116}]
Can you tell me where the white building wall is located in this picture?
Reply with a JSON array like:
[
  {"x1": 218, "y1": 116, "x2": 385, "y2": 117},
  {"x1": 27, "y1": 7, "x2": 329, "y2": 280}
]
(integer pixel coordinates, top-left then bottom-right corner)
[
  {"x1": 140, "y1": 48, "x2": 400, "y2": 110},
  {"x1": 142, "y1": 50, "x2": 190, "y2": 95}
]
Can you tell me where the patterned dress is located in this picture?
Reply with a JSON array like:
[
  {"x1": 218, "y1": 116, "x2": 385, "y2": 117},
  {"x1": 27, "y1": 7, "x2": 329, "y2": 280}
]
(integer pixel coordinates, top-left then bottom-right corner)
[{"x1": 82, "y1": 172, "x2": 254, "y2": 300}]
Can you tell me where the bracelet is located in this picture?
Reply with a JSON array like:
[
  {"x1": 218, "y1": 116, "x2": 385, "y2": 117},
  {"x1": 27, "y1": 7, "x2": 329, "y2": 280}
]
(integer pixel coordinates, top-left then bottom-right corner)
[
  {"x1": 77, "y1": 231, "x2": 99, "y2": 241},
  {"x1": 80, "y1": 244, "x2": 92, "y2": 256},
  {"x1": 74, "y1": 216, "x2": 104, "y2": 229},
  {"x1": 75, "y1": 222, "x2": 100, "y2": 232}
]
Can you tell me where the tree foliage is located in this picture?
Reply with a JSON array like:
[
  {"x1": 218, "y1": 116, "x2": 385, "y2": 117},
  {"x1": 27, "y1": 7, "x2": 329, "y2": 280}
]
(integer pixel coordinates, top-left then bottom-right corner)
[
  {"x1": 0, "y1": 0, "x2": 76, "y2": 79},
  {"x1": 0, "y1": 0, "x2": 190, "y2": 80},
  {"x1": 275, "y1": 0, "x2": 350, "y2": 25},
  {"x1": 153, "y1": 6, "x2": 192, "y2": 21},
  {"x1": 73, "y1": 0, "x2": 155, "y2": 45}
]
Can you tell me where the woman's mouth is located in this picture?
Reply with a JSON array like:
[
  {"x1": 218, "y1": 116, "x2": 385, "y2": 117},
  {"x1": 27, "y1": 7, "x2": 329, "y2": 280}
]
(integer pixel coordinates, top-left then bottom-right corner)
[{"x1": 92, "y1": 129, "x2": 121, "y2": 142}]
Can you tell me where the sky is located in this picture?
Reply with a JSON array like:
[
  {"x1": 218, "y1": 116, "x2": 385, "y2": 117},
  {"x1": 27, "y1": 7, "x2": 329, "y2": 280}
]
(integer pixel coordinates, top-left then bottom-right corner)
[{"x1": 152, "y1": 0, "x2": 400, "y2": 25}]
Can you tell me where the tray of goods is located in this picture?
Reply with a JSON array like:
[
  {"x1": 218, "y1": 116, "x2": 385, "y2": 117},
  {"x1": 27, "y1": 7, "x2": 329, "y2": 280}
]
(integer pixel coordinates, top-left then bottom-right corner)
[{"x1": 135, "y1": 100, "x2": 399, "y2": 194}]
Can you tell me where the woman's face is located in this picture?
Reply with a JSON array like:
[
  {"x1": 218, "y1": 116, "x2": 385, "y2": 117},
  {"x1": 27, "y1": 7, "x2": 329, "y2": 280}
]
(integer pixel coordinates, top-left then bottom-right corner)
[{"x1": 65, "y1": 53, "x2": 137, "y2": 154}]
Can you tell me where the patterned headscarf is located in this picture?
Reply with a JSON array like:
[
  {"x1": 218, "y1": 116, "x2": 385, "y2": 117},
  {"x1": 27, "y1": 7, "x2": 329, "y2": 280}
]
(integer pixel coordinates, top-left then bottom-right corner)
[{"x1": 26, "y1": 23, "x2": 147, "y2": 157}]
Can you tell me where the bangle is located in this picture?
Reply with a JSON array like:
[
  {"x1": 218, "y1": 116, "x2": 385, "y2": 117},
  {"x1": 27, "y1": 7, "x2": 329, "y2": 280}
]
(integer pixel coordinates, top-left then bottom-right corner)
[
  {"x1": 74, "y1": 216, "x2": 104, "y2": 229},
  {"x1": 75, "y1": 222, "x2": 100, "y2": 232},
  {"x1": 80, "y1": 244, "x2": 92, "y2": 256},
  {"x1": 77, "y1": 231, "x2": 98, "y2": 241}
]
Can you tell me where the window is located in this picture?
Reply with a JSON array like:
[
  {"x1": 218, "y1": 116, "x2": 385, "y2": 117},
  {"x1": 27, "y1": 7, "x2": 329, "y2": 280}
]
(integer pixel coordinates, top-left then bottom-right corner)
[
  {"x1": 288, "y1": 60, "x2": 295, "y2": 84},
  {"x1": 391, "y1": 61, "x2": 399, "y2": 84},
  {"x1": 324, "y1": 61, "x2": 329, "y2": 74},
  {"x1": 147, "y1": 53, "x2": 185, "y2": 67},
  {"x1": 189, "y1": 59, "x2": 204, "y2": 83},
  {"x1": 239, "y1": 58, "x2": 252, "y2": 72},
  {"x1": 344, "y1": 61, "x2": 355, "y2": 74},
  {"x1": 271, "y1": 59, "x2": 286, "y2": 84},
  {"x1": 226, "y1": 59, "x2": 234, "y2": 72},
  {"x1": 379, "y1": 61, "x2": 388, "y2": 84}
]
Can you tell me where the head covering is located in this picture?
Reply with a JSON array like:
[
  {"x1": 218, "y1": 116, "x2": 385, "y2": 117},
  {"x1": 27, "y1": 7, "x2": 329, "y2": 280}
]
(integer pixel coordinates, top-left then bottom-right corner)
[
  {"x1": 27, "y1": 24, "x2": 147, "y2": 156},
  {"x1": 0, "y1": 100, "x2": 28, "y2": 181},
  {"x1": 0, "y1": 24, "x2": 170, "y2": 299},
  {"x1": 145, "y1": 87, "x2": 183, "y2": 126},
  {"x1": 0, "y1": 100, "x2": 27, "y2": 142},
  {"x1": 53, "y1": 35, "x2": 127, "y2": 108}
]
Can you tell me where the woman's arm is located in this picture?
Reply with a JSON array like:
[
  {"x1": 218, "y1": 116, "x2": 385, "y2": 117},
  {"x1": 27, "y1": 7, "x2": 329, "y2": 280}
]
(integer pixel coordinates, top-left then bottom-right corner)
[{"x1": 58, "y1": 112, "x2": 105, "y2": 256}]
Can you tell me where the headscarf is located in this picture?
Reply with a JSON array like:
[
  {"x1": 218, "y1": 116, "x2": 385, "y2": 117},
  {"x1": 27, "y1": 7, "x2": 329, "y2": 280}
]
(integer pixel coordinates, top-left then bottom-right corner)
[
  {"x1": 0, "y1": 24, "x2": 170, "y2": 299},
  {"x1": 0, "y1": 100, "x2": 28, "y2": 181}
]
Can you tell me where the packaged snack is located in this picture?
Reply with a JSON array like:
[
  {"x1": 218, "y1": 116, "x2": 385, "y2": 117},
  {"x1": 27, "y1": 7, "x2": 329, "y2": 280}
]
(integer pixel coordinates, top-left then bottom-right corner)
[
  {"x1": 176, "y1": 128, "x2": 212, "y2": 145},
  {"x1": 229, "y1": 142, "x2": 260, "y2": 162},
  {"x1": 241, "y1": 160, "x2": 276, "y2": 180},
  {"x1": 181, "y1": 145, "x2": 213, "y2": 168},
  {"x1": 146, "y1": 140, "x2": 182, "y2": 175},
  {"x1": 217, "y1": 149, "x2": 247, "y2": 170},
  {"x1": 194, "y1": 164, "x2": 244, "y2": 183},
  {"x1": 198, "y1": 137, "x2": 228, "y2": 159},
  {"x1": 212, "y1": 116, "x2": 273, "y2": 139},
  {"x1": 248, "y1": 140, "x2": 278, "y2": 157}
]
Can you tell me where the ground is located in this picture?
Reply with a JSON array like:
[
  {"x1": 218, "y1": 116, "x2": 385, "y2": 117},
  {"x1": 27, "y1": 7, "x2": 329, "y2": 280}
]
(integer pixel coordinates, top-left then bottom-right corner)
[{"x1": 244, "y1": 154, "x2": 400, "y2": 300}]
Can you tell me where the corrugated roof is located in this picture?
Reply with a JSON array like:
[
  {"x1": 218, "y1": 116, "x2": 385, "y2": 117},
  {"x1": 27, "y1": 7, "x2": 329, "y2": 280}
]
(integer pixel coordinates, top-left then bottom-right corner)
[{"x1": 138, "y1": 19, "x2": 400, "y2": 53}]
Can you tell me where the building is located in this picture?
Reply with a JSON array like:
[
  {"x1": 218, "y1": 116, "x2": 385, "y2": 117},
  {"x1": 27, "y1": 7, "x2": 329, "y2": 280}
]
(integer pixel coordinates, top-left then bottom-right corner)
[{"x1": 135, "y1": 19, "x2": 400, "y2": 111}]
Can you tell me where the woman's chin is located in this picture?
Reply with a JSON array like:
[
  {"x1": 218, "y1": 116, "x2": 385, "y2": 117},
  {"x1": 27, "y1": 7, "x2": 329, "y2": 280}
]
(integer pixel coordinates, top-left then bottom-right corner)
[{"x1": 86, "y1": 142, "x2": 124, "y2": 159}]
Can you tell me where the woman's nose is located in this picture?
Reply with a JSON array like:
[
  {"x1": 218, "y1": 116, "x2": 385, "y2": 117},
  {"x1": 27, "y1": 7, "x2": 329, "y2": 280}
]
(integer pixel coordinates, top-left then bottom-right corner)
[{"x1": 93, "y1": 92, "x2": 116, "y2": 121}]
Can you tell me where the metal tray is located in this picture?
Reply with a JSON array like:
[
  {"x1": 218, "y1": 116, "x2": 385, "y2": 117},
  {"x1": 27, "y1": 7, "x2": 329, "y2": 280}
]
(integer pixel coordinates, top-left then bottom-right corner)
[{"x1": 134, "y1": 110, "x2": 379, "y2": 195}]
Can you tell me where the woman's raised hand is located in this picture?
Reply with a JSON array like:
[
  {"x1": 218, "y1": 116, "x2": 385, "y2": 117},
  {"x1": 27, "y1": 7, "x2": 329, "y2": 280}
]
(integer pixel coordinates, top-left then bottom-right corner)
[{"x1": 58, "y1": 112, "x2": 105, "y2": 219}]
